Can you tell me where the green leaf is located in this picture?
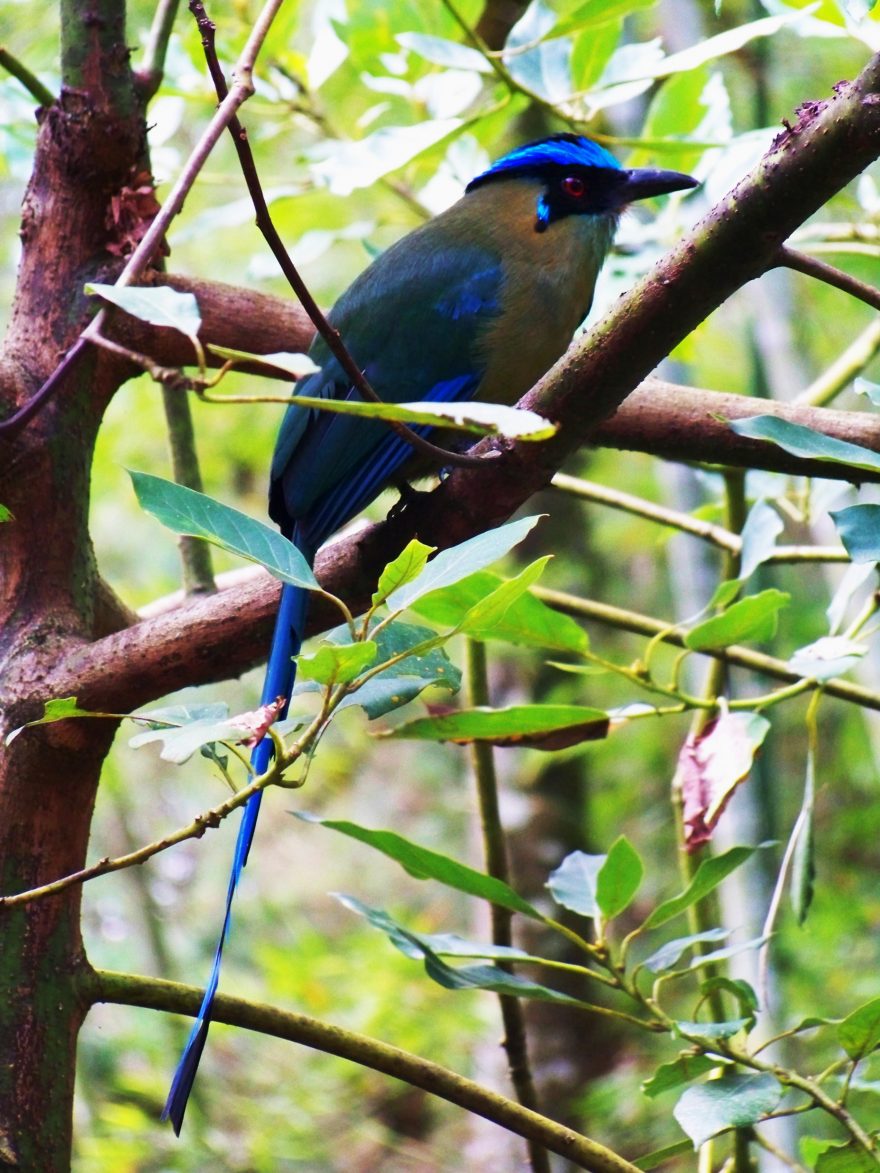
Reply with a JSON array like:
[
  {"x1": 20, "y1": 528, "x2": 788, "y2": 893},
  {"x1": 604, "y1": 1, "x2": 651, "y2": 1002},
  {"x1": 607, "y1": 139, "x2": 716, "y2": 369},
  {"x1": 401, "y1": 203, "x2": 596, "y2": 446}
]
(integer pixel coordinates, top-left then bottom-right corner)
[
  {"x1": 632, "y1": 1139, "x2": 694, "y2": 1170},
  {"x1": 456, "y1": 557, "x2": 551, "y2": 635},
  {"x1": 311, "y1": 119, "x2": 463, "y2": 196},
  {"x1": 791, "y1": 749, "x2": 816, "y2": 925},
  {"x1": 674, "y1": 1018, "x2": 753, "y2": 1043},
  {"x1": 130, "y1": 471, "x2": 318, "y2": 589},
  {"x1": 815, "y1": 1140, "x2": 880, "y2": 1171},
  {"x1": 731, "y1": 415, "x2": 880, "y2": 475},
  {"x1": 294, "y1": 814, "x2": 543, "y2": 919},
  {"x1": 381, "y1": 704, "x2": 610, "y2": 749},
  {"x1": 709, "y1": 578, "x2": 743, "y2": 609},
  {"x1": 5, "y1": 696, "x2": 98, "y2": 744},
  {"x1": 85, "y1": 282, "x2": 202, "y2": 340},
  {"x1": 642, "y1": 1053, "x2": 720, "y2": 1098},
  {"x1": 206, "y1": 343, "x2": 320, "y2": 377},
  {"x1": 596, "y1": 836, "x2": 644, "y2": 919},
  {"x1": 739, "y1": 498, "x2": 784, "y2": 581},
  {"x1": 297, "y1": 640, "x2": 378, "y2": 685},
  {"x1": 372, "y1": 540, "x2": 436, "y2": 608},
  {"x1": 418, "y1": 950, "x2": 582, "y2": 1005},
  {"x1": 700, "y1": 977, "x2": 759, "y2": 1017},
  {"x1": 651, "y1": 14, "x2": 794, "y2": 80},
  {"x1": 553, "y1": 0, "x2": 658, "y2": 38},
  {"x1": 285, "y1": 394, "x2": 556, "y2": 439},
  {"x1": 413, "y1": 570, "x2": 588, "y2": 652},
  {"x1": 673, "y1": 1073, "x2": 783, "y2": 1148},
  {"x1": 789, "y1": 636, "x2": 866, "y2": 682},
  {"x1": 685, "y1": 589, "x2": 789, "y2": 650},
  {"x1": 334, "y1": 894, "x2": 537, "y2": 963},
  {"x1": 831, "y1": 504, "x2": 880, "y2": 563},
  {"x1": 0, "y1": 503, "x2": 12, "y2": 522},
  {"x1": 547, "y1": 851, "x2": 604, "y2": 918},
  {"x1": 838, "y1": 996, "x2": 880, "y2": 1060},
  {"x1": 688, "y1": 937, "x2": 767, "y2": 972},
  {"x1": 129, "y1": 717, "x2": 256, "y2": 764},
  {"x1": 642, "y1": 928, "x2": 730, "y2": 974},
  {"x1": 643, "y1": 845, "x2": 763, "y2": 929},
  {"x1": 397, "y1": 32, "x2": 492, "y2": 72},
  {"x1": 294, "y1": 620, "x2": 460, "y2": 718},
  {"x1": 387, "y1": 516, "x2": 543, "y2": 611}
]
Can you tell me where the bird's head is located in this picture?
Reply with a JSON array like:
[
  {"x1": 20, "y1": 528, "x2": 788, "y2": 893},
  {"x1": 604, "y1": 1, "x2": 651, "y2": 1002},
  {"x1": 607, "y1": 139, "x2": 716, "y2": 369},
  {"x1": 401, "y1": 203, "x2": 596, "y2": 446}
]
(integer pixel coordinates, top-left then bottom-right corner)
[{"x1": 466, "y1": 133, "x2": 698, "y2": 233}]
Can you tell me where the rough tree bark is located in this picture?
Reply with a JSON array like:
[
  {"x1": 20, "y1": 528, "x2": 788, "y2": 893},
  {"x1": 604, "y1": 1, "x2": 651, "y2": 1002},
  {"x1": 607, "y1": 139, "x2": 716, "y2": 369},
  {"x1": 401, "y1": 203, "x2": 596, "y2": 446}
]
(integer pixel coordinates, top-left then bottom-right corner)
[{"x1": 0, "y1": 12, "x2": 879, "y2": 1170}]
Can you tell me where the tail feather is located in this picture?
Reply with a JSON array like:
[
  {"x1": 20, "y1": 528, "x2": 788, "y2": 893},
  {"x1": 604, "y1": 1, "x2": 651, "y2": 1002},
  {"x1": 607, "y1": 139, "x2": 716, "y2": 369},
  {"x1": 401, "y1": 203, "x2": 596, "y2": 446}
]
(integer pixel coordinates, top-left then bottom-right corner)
[{"x1": 162, "y1": 548, "x2": 312, "y2": 1133}]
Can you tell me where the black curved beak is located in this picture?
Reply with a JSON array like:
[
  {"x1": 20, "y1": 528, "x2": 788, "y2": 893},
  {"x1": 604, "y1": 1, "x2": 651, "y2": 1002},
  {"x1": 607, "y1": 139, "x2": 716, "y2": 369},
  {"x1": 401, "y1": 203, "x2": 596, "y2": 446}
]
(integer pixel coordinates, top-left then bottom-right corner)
[{"x1": 616, "y1": 167, "x2": 699, "y2": 205}]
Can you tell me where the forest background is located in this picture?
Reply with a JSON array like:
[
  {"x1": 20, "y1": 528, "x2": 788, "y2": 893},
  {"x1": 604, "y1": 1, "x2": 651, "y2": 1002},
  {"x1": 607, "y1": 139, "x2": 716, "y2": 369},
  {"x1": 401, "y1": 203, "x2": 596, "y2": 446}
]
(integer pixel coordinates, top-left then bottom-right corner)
[{"x1": 1, "y1": 0, "x2": 880, "y2": 1170}]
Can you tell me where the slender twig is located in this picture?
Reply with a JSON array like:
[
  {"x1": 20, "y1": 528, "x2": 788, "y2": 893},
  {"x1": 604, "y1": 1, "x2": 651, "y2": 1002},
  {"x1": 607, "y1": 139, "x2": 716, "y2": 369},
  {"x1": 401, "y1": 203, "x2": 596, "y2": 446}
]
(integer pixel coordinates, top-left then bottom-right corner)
[
  {"x1": 466, "y1": 639, "x2": 550, "y2": 1173},
  {"x1": 0, "y1": 714, "x2": 312, "y2": 910},
  {"x1": 552, "y1": 473, "x2": 848, "y2": 562},
  {"x1": 162, "y1": 384, "x2": 217, "y2": 593},
  {"x1": 135, "y1": 0, "x2": 181, "y2": 99},
  {"x1": 0, "y1": 0, "x2": 284, "y2": 439},
  {"x1": 0, "y1": 44, "x2": 55, "y2": 106},
  {"x1": 796, "y1": 317, "x2": 880, "y2": 407},
  {"x1": 534, "y1": 587, "x2": 880, "y2": 713},
  {"x1": 91, "y1": 970, "x2": 640, "y2": 1173},
  {"x1": 776, "y1": 245, "x2": 880, "y2": 312},
  {"x1": 188, "y1": 0, "x2": 486, "y2": 473}
]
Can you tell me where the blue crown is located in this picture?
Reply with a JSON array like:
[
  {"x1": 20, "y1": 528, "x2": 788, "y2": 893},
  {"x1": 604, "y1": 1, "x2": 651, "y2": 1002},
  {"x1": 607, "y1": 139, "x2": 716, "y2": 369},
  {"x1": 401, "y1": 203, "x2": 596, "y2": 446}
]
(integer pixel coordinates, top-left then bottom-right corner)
[{"x1": 467, "y1": 133, "x2": 621, "y2": 191}]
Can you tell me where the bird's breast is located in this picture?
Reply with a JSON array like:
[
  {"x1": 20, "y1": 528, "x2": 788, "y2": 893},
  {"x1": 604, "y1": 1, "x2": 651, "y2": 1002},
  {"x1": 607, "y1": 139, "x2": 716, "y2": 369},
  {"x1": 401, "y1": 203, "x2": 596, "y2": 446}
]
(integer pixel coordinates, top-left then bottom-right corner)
[{"x1": 472, "y1": 205, "x2": 617, "y2": 407}]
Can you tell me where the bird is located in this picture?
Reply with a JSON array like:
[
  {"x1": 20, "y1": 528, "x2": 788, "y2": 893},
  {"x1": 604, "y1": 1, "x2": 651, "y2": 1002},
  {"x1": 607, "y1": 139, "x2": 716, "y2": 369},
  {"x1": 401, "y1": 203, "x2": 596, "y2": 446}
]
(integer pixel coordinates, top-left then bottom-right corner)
[{"x1": 162, "y1": 132, "x2": 697, "y2": 1131}]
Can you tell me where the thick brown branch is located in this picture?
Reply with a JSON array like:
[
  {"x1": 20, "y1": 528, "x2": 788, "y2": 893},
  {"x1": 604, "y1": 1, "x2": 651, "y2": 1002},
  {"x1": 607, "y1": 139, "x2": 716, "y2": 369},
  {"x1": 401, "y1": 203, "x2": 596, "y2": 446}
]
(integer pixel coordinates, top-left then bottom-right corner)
[{"x1": 42, "y1": 54, "x2": 880, "y2": 713}]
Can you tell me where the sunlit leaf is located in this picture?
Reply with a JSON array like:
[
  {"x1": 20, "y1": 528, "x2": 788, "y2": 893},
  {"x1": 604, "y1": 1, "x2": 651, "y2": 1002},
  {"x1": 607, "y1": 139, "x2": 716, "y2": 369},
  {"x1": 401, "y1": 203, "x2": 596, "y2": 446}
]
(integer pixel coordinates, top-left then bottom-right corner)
[
  {"x1": 386, "y1": 516, "x2": 543, "y2": 610},
  {"x1": 85, "y1": 282, "x2": 201, "y2": 340},
  {"x1": 206, "y1": 344, "x2": 321, "y2": 377},
  {"x1": 413, "y1": 570, "x2": 588, "y2": 651},
  {"x1": 310, "y1": 119, "x2": 462, "y2": 195},
  {"x1": 397, "y1": 32, "x2": 491, "y2": 73},
  {"x1": 285, "y1": 394, "x2": 556, "y2": 439},
  {"x1": 372, "y1": 540, "x2": 436, "y2": 608},
  {"x1": 456, "y1": 557, "x2": 551, "y2": 634},
  {"x1": 789, "y1": 636, "x2": 866, "y2": 681},
  {"x1": 297, "y1": 640, "x2": 378, "y2": 685}
]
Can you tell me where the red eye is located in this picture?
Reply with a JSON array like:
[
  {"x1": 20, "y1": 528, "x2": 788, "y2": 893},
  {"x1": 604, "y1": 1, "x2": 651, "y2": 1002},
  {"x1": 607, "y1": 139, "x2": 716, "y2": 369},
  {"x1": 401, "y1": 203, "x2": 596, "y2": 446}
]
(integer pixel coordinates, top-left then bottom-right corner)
[{"x1": 561, "y1": 175, "x2": 586, "y2": 198}]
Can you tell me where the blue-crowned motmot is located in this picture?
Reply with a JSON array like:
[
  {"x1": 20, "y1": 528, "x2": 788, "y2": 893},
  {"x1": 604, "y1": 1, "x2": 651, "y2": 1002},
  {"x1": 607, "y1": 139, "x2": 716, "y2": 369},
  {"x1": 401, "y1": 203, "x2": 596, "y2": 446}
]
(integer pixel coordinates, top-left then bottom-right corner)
[{"x1": 163, "y1": 133, "x2": 697, "y2": 1130}]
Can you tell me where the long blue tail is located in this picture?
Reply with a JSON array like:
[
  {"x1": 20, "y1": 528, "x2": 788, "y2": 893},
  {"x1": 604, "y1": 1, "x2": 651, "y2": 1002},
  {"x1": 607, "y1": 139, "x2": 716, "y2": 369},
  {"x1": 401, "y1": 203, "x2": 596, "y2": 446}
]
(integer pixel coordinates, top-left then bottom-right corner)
[{"x1": 162, "y1": 545, "x2": 312, "y2": 1133}]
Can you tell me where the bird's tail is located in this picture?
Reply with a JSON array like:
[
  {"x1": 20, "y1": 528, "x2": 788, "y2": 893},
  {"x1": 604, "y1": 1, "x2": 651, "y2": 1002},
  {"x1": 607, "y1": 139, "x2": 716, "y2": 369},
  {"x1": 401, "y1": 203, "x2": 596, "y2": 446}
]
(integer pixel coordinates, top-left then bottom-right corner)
[{"x1": 162, "y1": 533, "x2": 312, "y2": 1133}]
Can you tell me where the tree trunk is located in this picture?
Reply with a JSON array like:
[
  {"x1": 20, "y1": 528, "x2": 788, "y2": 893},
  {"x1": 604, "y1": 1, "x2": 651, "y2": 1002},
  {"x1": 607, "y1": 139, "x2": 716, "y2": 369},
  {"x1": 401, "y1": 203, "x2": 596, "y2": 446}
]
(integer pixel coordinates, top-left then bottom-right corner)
[{"x1": 0, "y1": 4, "x2": 144, "y2": 1165}]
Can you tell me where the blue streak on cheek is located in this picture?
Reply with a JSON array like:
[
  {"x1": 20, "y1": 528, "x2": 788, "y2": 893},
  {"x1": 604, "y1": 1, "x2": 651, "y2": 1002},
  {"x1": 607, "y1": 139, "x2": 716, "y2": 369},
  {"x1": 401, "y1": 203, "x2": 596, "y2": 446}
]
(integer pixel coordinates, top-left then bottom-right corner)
[{"x1": 534, "y1": 192, "x2": 551, "y2": 233}]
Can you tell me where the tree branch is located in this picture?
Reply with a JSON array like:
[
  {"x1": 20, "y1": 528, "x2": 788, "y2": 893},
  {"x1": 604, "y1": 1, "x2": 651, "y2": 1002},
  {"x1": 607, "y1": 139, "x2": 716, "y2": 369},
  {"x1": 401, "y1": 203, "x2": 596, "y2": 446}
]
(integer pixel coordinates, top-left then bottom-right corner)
[
  {"x1": 40, "y1": 54, "x2": 880, "y2": 712},
  {"x1": 92, "y1": 969, "x2": 641, "y2": 1173}
]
